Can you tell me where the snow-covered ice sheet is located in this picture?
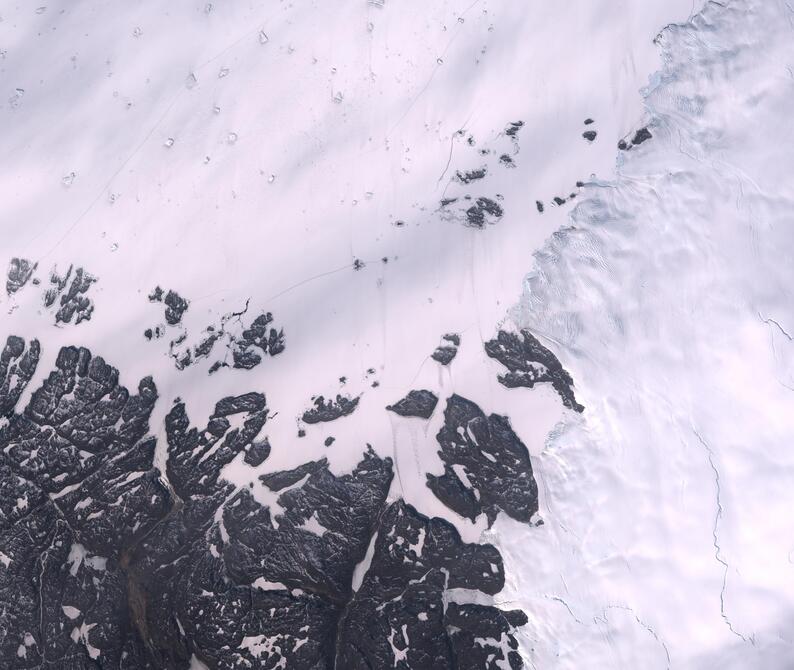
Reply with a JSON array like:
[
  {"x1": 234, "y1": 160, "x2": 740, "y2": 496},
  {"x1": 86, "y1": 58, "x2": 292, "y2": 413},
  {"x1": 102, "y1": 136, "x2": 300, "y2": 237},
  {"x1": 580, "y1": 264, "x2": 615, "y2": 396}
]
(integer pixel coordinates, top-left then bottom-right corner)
[
  {"x1": 3, "y1": 0, "x2": 792, "y2": 667},
  {"x1": 497, "y1": 1, "x2": 794, "y2": 667},
  {"x1": 0, "y1": 0, "x2": 694, "y2": 500}
]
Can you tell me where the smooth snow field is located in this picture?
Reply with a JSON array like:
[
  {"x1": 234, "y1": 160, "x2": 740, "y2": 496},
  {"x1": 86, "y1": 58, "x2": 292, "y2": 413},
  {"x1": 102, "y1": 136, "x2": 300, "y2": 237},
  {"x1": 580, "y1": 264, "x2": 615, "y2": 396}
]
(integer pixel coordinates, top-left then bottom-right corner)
[{"x1": 2, "y1": 0, "x2": 793, "y2": 667}]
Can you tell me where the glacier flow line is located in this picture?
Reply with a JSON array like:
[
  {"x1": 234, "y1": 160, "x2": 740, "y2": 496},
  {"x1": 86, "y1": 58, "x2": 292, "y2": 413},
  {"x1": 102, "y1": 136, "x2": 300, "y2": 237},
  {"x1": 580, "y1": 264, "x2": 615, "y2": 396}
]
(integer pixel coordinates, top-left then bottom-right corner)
[
  {"x1": 758, "y1": 312, "x2": 794, "y2": 341},
  {"x1": 601, "y1": 605, "x2": 671, "y2": 669},
  {"x1": 36, "y1": 88, "x2": 183, "y2": 261},
  {"x1": 384, "y1": 0, "x2": 481, "y2": 140},
  {"x1": 691, "y1": 428, "x2": 753, "y2": 644},
  {"x1": 757, "y1": 312, "x2": 794, "y2": 392},
  {"x1": 34, "y1": 5, "x2": 284, "y2": 262}
]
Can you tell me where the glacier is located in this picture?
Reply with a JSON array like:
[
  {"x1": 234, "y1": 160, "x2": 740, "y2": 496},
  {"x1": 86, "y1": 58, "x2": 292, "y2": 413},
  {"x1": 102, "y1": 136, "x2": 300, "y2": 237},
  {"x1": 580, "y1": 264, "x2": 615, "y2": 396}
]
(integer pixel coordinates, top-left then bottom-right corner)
[
  {"x1": 1, "y1": 0, "x2": 793, "y2": 667},
  {"x1": 503, "y1": 1, "x2": 794, "y2": 667}
]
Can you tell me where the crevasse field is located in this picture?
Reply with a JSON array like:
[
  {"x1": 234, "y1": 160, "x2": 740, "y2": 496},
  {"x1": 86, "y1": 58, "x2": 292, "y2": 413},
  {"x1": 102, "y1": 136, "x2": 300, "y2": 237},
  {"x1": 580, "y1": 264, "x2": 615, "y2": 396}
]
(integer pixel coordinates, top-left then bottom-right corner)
[{"x1": 1, "y1": 0, "x2": 792, "y2": 668}]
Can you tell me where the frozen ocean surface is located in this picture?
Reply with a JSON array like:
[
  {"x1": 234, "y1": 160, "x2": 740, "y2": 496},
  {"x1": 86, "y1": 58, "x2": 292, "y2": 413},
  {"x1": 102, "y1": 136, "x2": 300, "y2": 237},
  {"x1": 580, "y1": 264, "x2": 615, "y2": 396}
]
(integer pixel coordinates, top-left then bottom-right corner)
[{"x1": 1, "y1": 0, "x2": 792, "y2": 667}]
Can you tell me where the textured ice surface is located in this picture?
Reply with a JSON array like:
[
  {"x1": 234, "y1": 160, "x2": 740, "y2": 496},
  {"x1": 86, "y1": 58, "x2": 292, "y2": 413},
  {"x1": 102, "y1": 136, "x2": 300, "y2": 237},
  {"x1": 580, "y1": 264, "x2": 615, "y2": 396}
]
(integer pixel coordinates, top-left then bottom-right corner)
[
  {"x1": 3, "y1": 0, "x2": 789, "y2": 667},
  {"x1": 501, "y1": 1, "x2": 794, "y2": 667},
  {"x1": 1, "y1": 0, "x2": 695, "y2": 528}
]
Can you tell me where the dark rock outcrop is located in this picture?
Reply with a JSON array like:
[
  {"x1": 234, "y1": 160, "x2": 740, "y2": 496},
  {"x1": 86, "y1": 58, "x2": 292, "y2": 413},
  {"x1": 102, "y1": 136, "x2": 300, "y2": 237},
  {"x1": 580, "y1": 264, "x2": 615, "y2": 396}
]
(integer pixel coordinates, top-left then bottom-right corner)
[
  {"x1": 164, "y1": 290, "x2": 189, "y2": 325},
  {"x1": 260, "y1": 458, "x2": 328, "y2": 492},
  {"x1": 465, "y1": 196, "x2": 504, "y2": 228},
  {"x1": 6, "y1": 257, "x2": 36, "y2": 295},
  {"x1": 387, "y1": 389, "x2": 438, "y2": 418},
  {"x1": 618, "y1": 125, "x2": 653, "y2": 150},
  {"x1": 302, "y1": 394, "x2": 360, "y2": 424},
  {"x1": 427, "y1": 394, "x2": 539, "y2": 526},
  {"x1": 149, "y1": 286, "x2": 189, "y2": 325},
  {"x1": 0, "y1": 337, "x2": 529, "y2": 669},
  {"x1": 148, "y1": 298, "x2": 285, "y2": 375},
  {"x1": 44, "y1": 265, "x2": 97, "y2": 324},
  {"x1": 439, "y1": 194, "x2": 505, "y2": 228},
  {"x1": 431, "y1": 332, "x2": 461, "y2": 366},
  {"x1": 484, "y1": 329, "x2": 584, "y2": 412},
  {"x1": 632, "y1": 126, "x2": 653, "y2": 145},
  {"x1": 0, "y1": 338, "x2": 165, "y2": 666},
  {"x1": 0, "y1": 335, "x2": 39, "y2": 415},
  {"x1": 456, "y1": 167, "x2": 487, "y2": 183},
  {"x1": 432, "y1": 346, "x2": 457, "y2": 365},
  {"x1": 446, "y1": 602, "x2": 528, "y2": 669},
  {"x1": 229, "y1": 311, "x2": 285, "y2": 369},
  {"x1": 243, "y1": 437, "x2": 271, "y2": 466},
  {"x1": 336, "y1": 500, "x2": 526, "y2": 669},
  {"x1": 505, "y1": 120, "x2": 524, "y2": 137}
]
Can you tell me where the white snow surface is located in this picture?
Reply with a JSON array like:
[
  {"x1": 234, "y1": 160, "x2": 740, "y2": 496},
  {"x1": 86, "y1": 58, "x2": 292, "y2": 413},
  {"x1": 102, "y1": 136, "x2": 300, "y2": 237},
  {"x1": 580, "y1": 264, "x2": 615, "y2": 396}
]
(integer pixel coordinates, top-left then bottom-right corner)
[
  {"x1": 4, "y1": 0, "x2": 792, "y2": 668},
  {"x1": 497, "y1": 1, "x2": 794, "y2": 668},
  {"x1": 0, "y1": 0, "x2": 695, "y2": 533},
  {"x1": 0, "y1": 0, "x2": 691, "y2": 496}
]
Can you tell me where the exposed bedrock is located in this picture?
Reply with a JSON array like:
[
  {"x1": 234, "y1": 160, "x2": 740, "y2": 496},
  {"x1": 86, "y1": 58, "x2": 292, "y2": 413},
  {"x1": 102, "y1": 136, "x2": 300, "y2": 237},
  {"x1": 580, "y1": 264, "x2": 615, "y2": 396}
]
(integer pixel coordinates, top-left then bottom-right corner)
[
  {"x1": 485, "y1": 329, "x2": 584, "y2": 412},
  {"x1": 302, "y1": 394, "x2": 360, "y2": 424},
  {"x1": 336, "y1": 499, "x2": 526, "y2": 670},
  {"x1": 0, "y1": 336, "x2": 528, "y2": 668},
  {"x1": 428, "y1": 394, "x2": 539, "y2": 526},
  {"x1": 386, "y1": 389, "x2": 439, "y2": 419},
  {"x1": 6, "y1": 257, "x2": 36, "y2": 295}
]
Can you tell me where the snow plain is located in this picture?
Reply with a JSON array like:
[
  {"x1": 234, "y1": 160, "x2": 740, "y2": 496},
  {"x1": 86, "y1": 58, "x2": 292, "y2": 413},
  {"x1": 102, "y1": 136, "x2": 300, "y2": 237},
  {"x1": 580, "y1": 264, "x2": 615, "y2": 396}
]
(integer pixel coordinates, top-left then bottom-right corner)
[
  {"x1": 499, "y1": 1, "x2": 794, "y2": 667},
  {"x1": 1, "y1": 0, "x2": 695, "y2": 518},
  {"x1": 4, "y1": 0, "x2": 791, "y2": 668}
]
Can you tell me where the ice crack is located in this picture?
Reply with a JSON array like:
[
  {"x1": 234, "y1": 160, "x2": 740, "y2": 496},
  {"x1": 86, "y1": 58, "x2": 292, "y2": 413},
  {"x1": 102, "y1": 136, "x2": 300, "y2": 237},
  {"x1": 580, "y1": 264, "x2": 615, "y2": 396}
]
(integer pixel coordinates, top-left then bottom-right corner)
[
  {"x1": 602, "y1": 605, "x2": 671, "y2": 669},
  {"x1": 692, "y1": 428, "x2": 753, "y2": 644},
  {"x1": 759, "y1": 312, "x2": 793, "y2": 341},
  {"x1": 545, "y1": 595, "x2": 585, "y2": 625}
]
